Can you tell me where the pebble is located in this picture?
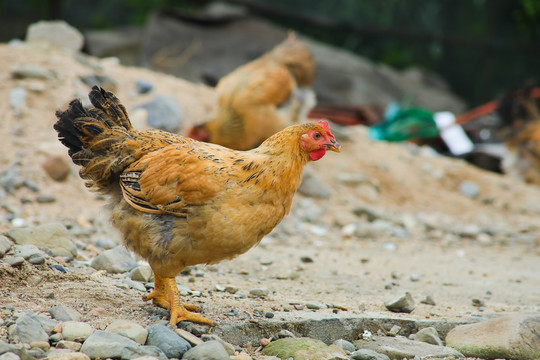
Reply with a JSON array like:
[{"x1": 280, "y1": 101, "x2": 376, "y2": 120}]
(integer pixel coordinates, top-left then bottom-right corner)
[
  {"x1": 56, "y1": 340, "x2": 82, "y2": 351},
  {"x1": 90, "y1": 245, "x2": 138, "y2": 273},
  {"x1": 262, "y1": 337, "x2": 348, "y2": 359},
  {"x1": 62, "y1": 321, "x2": 94, "y2": 342},
  {"x1": 412, "y1": 327, "x2": 443, "y2": 346},
  {"x1": 36, "y1": 195, "x2": 56, "y2": 203},
  {"x1": 121, "y1": 345, "x2": 167, "y2": 360},
  {"x1": 200, "y1": 334, "x2": 235, "y2": 355},
  {"x1": 420, "y1": 293, "x2": 436, "y2": 306},
  {"x1": 0, "y1": 236, "x2": 13, "y2": 257},
  {"x1": 146, "y1": 324, "x2": 191, "y2": 358},
  {"x1": 47, "y1": 350, "x2": 90, "y2": 360},
  {"x1": 130, "y1": 265, "x2": 154, "y2": 282},
  {"x1": 333, "y1": 339, "x2": 356, "y2": 353},
  {"x1": 384, "y1": 291, "x2": 415, "y2": 313},
  {"x1": 305, "y1": 302, "x2": 328, "y2": 310},
  {"x1": 12, "y1": 244, "x2": 44, "y2": 261},
  {"x1": 136, "y1": 79, "x2": 154, "y2": 94},
  {"x1": 105, "y1": 319, "x2": 148, "y2": 345},
  {"x1": 11, "y1": 64, "x2": 55, "y2": 80},
  {"x1": 5, "y1": 256, "x2": 25, "y2": 266},
  {"x1": 41, "y1": 155, "x2": 71, "y2": 182},
  {"x1": 49, "y1": 305, "x2": 82, "y2": 322},
  {"x1": 182, "y1": 340, "x2": 230, "y2": 360},
  {"x1": 249, "y1": 288, "x2": 269, "y2": 297},
  {"x1": 9, "y1": 88, "x2": 27, "y2": 110},
  {"x1": 350, "y1": 349, "x2": 390, "y2": 360},
  {"x1": 30, "y1": 340, "x2": 50, "y2": 351},
  {"x1": 137, "y1": 95, "x2": 183, "y2": 132},
  {"x1": 7, "y1": 223, "x2": 78, "y2": 259},
  {"x1": 0, "y1": 353, "x2": 20, "y2": 360},
  {"x1": 224, "y1": 286, "x2": 239, "y2": 294},
  {"x1": 174, "y1": 328, "x2": 203, "y2": 347},
  {"x1": 354, "y1": 335, "x2": 463, "y2": 359},
  {"x1": 80, "y1": 330, "x2": 140, "y2": 359},
  {"x1": 297, "y1": 168, "x2": 331, "y2": 199},
  {"x1": 459, "y1": 180, "x2": 480, "y2": 198}
]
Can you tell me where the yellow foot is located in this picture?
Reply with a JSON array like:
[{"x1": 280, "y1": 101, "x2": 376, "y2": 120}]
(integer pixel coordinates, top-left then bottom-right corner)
[{"x1": 144, "y1": 271, "x2": 214, "y2": 326}]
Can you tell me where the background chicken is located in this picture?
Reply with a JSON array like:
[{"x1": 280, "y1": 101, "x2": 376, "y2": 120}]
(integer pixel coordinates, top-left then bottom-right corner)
[
  {"x1": 497, "y1": 82, "x2": 540, "y2": 184},
  {"x1": 187, "y1": 32, "x2": 316, "y2": 150},
  {"x1": 54, "y1": 87, "x2": 339, "y2": 325}
]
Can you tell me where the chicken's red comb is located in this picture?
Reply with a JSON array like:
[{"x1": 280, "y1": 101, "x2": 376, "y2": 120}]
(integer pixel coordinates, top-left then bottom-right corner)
[{"x1": 317, "y1": 120, "x2": 334, "y2": 138}]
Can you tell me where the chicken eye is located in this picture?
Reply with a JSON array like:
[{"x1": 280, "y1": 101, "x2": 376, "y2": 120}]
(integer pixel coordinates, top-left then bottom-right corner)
[{"x1": 313, "y1": 132, "x2": 321, "y2": 140}]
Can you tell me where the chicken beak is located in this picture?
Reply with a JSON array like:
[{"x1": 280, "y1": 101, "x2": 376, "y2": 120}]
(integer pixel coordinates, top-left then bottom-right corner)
[{"x1": 326, "y1": 138, "x2": 341, "y2": 153}]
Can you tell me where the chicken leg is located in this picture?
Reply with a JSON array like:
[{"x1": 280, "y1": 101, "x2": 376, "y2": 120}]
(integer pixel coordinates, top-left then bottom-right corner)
[{"x1": 143, "y1": 273, "x2": 214, "y2": 326}]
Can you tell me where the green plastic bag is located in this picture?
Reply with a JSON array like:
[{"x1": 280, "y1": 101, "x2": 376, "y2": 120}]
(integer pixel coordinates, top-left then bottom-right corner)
[{"x1": 368, "y1": 102, "x2": 440, "y2": 142}]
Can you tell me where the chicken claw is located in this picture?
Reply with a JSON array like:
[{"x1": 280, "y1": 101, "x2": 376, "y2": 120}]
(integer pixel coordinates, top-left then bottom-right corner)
[{"x1": 144, "y1": 273, "x2": 213, "y2": 326}]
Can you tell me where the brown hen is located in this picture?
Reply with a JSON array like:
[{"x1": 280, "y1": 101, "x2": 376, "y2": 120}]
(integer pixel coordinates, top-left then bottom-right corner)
[
  {"x1": 54, "y1": 86, "x2": 339, "y2": 325},
  {"x1": 188, "y1": 32, "x2": 316, "y2": 150}
]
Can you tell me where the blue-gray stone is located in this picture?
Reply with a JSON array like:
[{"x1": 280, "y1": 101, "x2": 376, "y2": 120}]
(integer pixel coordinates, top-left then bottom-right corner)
[
  {"x1": 80, "y1": 330, "x2": 140, "y2": 359},
  {"x1": 13, "y1": 313, "x2": 49, "y2": 344},
  {"x1": 138, "y1": 95, "x2": 182, "y2": 132},
  {"x1": 90, "y1": 246, "x2": 138, "y2": 274},
  {"x1": 350, "y1": 349, "x2": 391, "y2": 360},
  {"x1": 146, "y1": 324, "x2": 191, "y2": 358}
]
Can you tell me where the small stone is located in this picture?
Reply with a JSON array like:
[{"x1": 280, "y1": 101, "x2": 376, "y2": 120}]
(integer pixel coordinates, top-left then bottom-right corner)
[
  {"x1": 200, "y1": 335, "x2": 235, "y2": 355},
  {"x1": 80, "y1": 330, "x2": 140, "y2": 359},
  {"x1": 90, "y1": 245, "x2": 138, "y2": 273},
  {"x1": 9, "y1": 87, "x2": 27, "y2": 110},
  {"x1": 7, "y1": 223, "x2": 78, "y2": 259},
  {"x1": 459, "y1": 180, "x2": 480, "y2": 198},
  {"x1": 0, "y1": 353, "x2": 20, "y2": 360},
  {"x1": 182, "y1": 340, "x2": 229, "y2": 360},
  {"x1": 350, "y1": 349, "x2": 390, "y2": 360},
  {"x1": 386, "y1": 325, "x2": 401, "y2": 337},
  {"x1": 262, "y1": 337, "x2": 347, "y2": 359},
  {"x1": 260, "y1": 258, "x2": 274, "y2": 266},
  {"x1": 41, "y1": 155, "x2": 71, "y2": 182},
  {"x1": 420, "y1": 294, "x2": 436, "y2": 306},
  {"x1": 56, "y1": 340, "x2": 82, "y2": 351},
  {"x1": 300, "y1": 256, "x2": 313, "y2": 263},
  {"x1": 145, "y1": 324, "x2": 191, "y2": 358},
  {"x1": 30, "y1": 340, "x2": 50, "y2": 351},
  {"x1": 174, "y1": 328, "x2": 203, "y2": 346},
  {"x1": 36, "y1": 195, "x2": 56, "y2": 203},
  {"x1": 305, "y1": 302, "x2": 328, "y2": 310},
  {"x1": 5, "y1": 256, "x2": 24, "y2": 266},
  {"x1": 384, "y1": 291, "x2": 415, "y2": 313},
  {"x1": 410, "y1": 273, "x2": 420, "y2": 282},
  {"x1": 298, "y1": 168, "x2": 331, "y2": 199},
  {"x1": 249, "y1": 288, "x2": 269, "y2": 297},
  {"x1": 49, "y1": 305, "x2": 82, "y2": 322},
  {"x1": 336, "y1": 173, "x2": 368, "y2": 186},
  {"x1": 47, "y1": 350, "x2": 90, "y2": 360},
  {"x1": 28, "y1": 253, "x2": 46, "y2": 264},
  {"x1": 0, "y1": 235, "x2": 13, "y2": 257},
  {"x1": 412, "y1": 327, "x2": 443, "y2": 346},
  {"x1": 121, "y1": 345, "x2": 167, "y2": 360},
  {"x1": 333, "y1": 339, "x2": 355, "y2": 353},
  {"x1": 130, "y1": 265, "x2": 154, "y2": 282},
  {"x1": 62, "y1": 321, "x2": 94, "y2": 342},
  {"x1": 11, "y1": 64, "x2": 55, "y2": 81},
  {"x1": 137, "y1": 95, "x2": 182, "y2": 132},
  {"x1": 472, "y1": 298, "x2": 485, "y2": 307},
  {"x1": 105, "y1": 320, "x2": 148, "y2": 345},
  {"x1": 261, "y1": 338, "x2": 270, "y2": 346},
  {"x1": 136, "y1": 79, "x2": 153, "y2": 94},
  {"x1": 225, "y1": 286, "x2": 239, "y2": 294},
  {"x1": 265, "y1": 312, "x2": 274, "y2": 319}
]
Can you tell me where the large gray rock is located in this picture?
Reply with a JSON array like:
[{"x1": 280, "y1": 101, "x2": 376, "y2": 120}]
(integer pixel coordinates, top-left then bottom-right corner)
[
  {"x1": 445, "y1": 314, "x2": 540, "y2": 359},
  {"x1": 90, "y1": 245, "x2": 138, "y2": 274},
  {"x1": 6, "y1": 223, "x2": 77, "y2": 259},
  {"x1": 80, "y1": 330, "x2": 140, "y2": 359},
  {"x1": 298, "y1": 168, "x2": 331, "y2": 199},
  {"x1": 412, "y1": 326, "x2": 443, "y2": 346},
  {"x1": 350, "y1": 349, "x2": 390, "y2": 360},
  {"x1": 26, "y1": 20, "x2": 84, "y2": 53},
  {"x1": 354, "y1": 335, "x2": 463, "y2": 359},
  {"x1": 61, "y1": 321, "x2": 94, "y2": 342},
  {"x1": 146, "y1": 324, "x2": 191, "y2": 358}
]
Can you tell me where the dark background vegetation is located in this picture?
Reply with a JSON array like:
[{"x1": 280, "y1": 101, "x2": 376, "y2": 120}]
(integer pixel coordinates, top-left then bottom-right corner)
[{"x1": 1, "y1": 0, "x2": 539, "y2": 107}]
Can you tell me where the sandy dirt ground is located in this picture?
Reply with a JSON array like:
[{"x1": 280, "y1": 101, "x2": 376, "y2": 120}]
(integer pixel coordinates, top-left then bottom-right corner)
[{"x1": 0, "y1": 42, "x2": 539, "y2": 336}]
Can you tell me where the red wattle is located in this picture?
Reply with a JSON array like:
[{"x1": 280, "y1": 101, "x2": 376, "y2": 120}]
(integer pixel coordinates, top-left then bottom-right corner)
[{"x1": 309, "y1": 148, "x2": 327, "y2": 161}]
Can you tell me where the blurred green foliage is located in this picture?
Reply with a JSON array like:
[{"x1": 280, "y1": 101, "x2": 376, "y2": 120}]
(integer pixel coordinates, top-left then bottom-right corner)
[{"x1": 1, "y1": 0, "x2": 538, "y2": 107}]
